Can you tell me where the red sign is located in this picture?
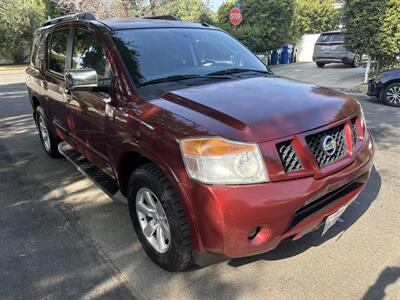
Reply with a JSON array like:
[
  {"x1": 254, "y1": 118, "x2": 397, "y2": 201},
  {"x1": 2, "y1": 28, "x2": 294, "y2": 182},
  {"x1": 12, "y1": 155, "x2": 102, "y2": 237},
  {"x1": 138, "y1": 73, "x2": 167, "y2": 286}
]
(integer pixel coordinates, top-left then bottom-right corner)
[{"x1": 229, "y1": 7, "x2": 243, "y2": 26}]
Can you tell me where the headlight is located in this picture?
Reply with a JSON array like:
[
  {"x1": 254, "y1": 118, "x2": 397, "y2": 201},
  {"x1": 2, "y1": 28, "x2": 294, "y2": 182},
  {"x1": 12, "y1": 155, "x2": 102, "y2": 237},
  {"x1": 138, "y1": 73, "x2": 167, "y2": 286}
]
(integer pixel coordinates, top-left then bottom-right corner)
[
  {"x1": 375, "y1": 74, "x2": 384, "y2": 82},
  {"x1": 179, "y1": 137, "x2": 268, "y2": 185}
]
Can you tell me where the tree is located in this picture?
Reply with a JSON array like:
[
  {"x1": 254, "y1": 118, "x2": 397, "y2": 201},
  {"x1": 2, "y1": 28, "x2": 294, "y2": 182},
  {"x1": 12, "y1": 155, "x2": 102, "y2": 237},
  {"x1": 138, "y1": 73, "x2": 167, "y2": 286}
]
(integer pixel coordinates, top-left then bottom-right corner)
[
  {"x1": 293, "y1": 0, "x2": 340, "y2": 38},
  {"x1": 0, "y1": 0, "x2": 45, "y2": 63},
  {"x1": 344, "y1": 0, "x2": 400, "y2": 82},
  {"x1": 217, "y1": 0, "x2": 296, "y2": 53},
  {"x1": 156, "y1": 0, "x2": 213, "y2": 23},
  {"x1": 44, "y1": 0, "x2": 66, "y2": 18},
  {"x1": 52, "y1": 0, "x2": 169, "y2": 18}
]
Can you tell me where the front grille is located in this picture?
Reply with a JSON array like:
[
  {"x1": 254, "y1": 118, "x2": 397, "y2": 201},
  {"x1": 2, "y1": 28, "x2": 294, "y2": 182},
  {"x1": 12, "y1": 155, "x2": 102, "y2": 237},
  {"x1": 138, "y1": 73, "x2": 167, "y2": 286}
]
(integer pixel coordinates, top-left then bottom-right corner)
[
  {"x1": 276, "y1": 141, "x2": 303, "y2": 172},
  {"x1": 305, "y1": 125, "x2": 347, "y2": 168}
]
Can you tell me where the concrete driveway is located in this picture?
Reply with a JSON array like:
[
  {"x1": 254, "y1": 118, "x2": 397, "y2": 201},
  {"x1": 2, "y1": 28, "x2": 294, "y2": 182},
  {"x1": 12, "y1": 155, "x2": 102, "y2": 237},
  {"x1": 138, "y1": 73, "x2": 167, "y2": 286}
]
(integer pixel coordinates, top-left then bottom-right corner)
[
  {"x1": 271, "y1": 62, "x2": 365, "y2": 91},
  {"x1": 0, "y1": 70, "x2": 399, "y2": 299}
]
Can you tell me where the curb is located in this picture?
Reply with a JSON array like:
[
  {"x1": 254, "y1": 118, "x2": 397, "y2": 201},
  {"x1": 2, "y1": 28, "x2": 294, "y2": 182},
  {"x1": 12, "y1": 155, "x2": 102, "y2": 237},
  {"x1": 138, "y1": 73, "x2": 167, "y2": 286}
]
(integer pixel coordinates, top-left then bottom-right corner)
[{"x1": 0, "y1": 66, "x2": 27, "y2": 72}]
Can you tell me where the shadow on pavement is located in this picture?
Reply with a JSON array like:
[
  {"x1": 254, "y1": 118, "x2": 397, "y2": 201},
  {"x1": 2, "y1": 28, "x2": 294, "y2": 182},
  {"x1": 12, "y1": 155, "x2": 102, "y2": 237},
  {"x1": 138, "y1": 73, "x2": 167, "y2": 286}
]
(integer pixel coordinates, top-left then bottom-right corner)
[
  {"x1": 362, "y1": 266, "x2": 400, "y2": 300},
  {"x1": 361, "y1": 96, "x2": 400, "y2": 150}
]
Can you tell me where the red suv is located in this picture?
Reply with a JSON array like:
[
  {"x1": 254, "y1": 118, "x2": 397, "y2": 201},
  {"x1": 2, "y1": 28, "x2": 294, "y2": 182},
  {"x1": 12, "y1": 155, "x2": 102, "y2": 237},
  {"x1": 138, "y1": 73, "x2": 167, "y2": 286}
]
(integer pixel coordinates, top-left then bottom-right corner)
[{"x1": 26, "y1": 13, "x2": 375, "y2": 271}]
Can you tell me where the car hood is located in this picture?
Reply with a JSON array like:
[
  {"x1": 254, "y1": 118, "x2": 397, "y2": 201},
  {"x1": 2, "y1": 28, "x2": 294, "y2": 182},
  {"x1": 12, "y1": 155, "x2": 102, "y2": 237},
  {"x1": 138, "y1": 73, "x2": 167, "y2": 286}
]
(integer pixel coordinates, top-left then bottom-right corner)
[{"x1": 150, "y1": 76, "x2": 360, "y2": 143}]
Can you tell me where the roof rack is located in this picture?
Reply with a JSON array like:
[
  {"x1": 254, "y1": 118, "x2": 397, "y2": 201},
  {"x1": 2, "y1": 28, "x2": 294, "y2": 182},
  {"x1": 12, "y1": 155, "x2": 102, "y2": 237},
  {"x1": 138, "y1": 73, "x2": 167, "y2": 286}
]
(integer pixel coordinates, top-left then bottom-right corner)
[
  {"x1": 144, "y1": 15, "x2": 181, "y2": 21},
  {"x1": 43, "y1": 12, "x2": 96, "y2": 26}
]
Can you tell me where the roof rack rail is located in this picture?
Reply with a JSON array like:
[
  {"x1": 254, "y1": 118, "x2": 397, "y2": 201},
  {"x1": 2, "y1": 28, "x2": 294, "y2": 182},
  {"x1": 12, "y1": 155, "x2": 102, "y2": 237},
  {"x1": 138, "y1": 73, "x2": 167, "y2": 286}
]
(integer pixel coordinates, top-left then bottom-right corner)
[
  {"x1": 144, "y1": 15, "x2": 181, "y2": 21},
  {"x1": 43, "y1": 12, "x2": 96, "y2": 26}
]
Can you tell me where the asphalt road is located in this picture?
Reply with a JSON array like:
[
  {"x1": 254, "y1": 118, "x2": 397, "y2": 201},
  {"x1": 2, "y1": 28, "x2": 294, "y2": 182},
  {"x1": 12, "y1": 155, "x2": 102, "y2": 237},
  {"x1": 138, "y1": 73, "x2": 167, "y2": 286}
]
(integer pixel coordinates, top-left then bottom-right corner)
[
  {"x1": 0, "y1": 71, "x2": 399, "y2": 300},
  {"x1": 271, "y1": 62, "x2": 365, "y2": 90}
]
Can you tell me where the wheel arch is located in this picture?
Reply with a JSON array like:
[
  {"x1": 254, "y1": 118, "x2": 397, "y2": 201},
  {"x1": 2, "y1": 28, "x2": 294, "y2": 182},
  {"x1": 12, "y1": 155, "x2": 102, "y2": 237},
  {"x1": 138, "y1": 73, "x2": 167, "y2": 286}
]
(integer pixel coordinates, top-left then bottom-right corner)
[
  {"x1": 383, "y1": 79, "x2": 400, "y2": 88},
  {"x1": 114, "y1": 146, "x2": 205, "y2": 253},
  {"x1": 380, "y1": 80, "x2": 400, "y2": 99},
  {"x1": 32, "y1": 96, "x2": 40, "y2": 111},
  {"x1": 117, "y1": 150, "x2": 152, "y2": 196}
]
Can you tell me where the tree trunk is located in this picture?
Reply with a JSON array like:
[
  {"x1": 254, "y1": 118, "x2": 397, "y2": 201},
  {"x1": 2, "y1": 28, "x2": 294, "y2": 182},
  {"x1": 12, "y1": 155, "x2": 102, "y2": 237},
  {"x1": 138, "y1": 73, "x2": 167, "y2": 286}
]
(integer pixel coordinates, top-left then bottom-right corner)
[{"x1": 364, "y1": 55, "x2": 371, "y2": 84}]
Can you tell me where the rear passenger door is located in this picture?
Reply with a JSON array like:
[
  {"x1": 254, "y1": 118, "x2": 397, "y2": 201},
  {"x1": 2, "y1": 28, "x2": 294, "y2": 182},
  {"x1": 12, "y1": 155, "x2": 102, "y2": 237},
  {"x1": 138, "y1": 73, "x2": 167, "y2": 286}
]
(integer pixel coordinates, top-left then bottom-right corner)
[
  {"x1": 45, "y1": 28, "x2": 72, "y2": 135},
  {"x1": 66, "y1": 28, "x2": 112, "y2": 170}
]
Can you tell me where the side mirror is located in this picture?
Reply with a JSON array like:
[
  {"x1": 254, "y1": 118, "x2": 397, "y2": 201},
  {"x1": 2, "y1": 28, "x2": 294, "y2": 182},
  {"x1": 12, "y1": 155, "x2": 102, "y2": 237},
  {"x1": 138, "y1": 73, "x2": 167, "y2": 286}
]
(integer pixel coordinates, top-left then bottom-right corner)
[{"x1": 64, "y1": 69, "x2": 98, "y2": 91}]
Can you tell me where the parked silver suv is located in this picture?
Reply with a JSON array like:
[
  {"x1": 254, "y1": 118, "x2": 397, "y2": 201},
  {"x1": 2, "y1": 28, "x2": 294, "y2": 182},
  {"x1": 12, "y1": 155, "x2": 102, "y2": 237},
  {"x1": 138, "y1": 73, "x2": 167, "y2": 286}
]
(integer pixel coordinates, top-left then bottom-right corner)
[{"x1": 313, "y1": 30, "x2": 361, "y2": 68}]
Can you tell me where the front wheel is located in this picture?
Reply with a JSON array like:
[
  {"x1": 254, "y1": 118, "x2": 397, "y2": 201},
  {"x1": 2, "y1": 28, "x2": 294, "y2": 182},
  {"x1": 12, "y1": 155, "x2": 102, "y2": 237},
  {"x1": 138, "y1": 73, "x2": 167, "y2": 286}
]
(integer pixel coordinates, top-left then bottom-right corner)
[
  {"x1": 381, "y1": 82, "x2": 400, "y2": 106},
  {"x1": 127, "y1": 163, "x2": 193, "y2": 271},
  {"x1": 35, "y1": 106, "x2": 62, "y2": 158}
]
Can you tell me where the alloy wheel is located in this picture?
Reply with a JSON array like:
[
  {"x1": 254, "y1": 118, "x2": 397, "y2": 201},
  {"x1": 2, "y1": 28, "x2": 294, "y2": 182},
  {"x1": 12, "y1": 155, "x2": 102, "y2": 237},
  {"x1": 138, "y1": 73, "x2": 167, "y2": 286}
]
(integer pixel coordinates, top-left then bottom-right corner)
[
  {"x1": 353, "y1": 54, "x2": 361, "y2": 67},
  {"x1": 387, "y1": 86, "x2": 400, "y2": 105},
  {"x1": 38, "y1": 115, "x2": 51, "y2": 151},
  {"x1": 136, "y1": 187, "x2": 171, "y2": 253}
]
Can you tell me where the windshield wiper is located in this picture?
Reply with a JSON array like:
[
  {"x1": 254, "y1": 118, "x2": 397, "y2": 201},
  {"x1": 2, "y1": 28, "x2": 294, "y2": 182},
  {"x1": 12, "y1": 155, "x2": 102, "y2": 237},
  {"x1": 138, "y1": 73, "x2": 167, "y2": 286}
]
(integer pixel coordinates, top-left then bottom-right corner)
[
  {"x1": 207, "y1": 68, "x2": 272, "y2": 76},
  {"x1": 138, "y1": 74, "x2": 232, "y2": 87}
]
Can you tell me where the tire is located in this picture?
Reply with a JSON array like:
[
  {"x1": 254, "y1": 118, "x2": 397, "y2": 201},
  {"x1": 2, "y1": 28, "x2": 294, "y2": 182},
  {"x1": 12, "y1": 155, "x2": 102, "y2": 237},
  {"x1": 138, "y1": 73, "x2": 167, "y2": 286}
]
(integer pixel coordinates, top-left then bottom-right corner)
[
  {"x1": 381, "y1": 82, "x2": 400, "y2": 107},
  {"x1": 127, "y1": 163, "x2": 193, "y2": 271},
  {"x1": 35, "y1": 106, "x2": 62, "y2": 158},
  {"x1": 316, "y1": 62, "x2": 325, "y2": 68},
  {"x1": 350, "y1": 54, "x2": 361, "y2": 68}
]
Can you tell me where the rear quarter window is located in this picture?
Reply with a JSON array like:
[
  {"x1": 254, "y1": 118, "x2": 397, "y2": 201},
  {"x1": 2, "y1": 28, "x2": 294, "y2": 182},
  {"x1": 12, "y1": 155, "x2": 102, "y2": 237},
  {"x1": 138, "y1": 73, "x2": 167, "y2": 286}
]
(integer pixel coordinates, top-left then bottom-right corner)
[{"x1": 30, "y1": 32, "x2": 41, "y2": 68}]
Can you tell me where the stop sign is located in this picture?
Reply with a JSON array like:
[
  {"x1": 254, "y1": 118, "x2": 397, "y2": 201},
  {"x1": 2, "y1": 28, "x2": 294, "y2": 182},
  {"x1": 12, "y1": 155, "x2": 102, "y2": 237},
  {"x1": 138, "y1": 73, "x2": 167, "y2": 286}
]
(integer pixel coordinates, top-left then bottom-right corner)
[{"x1": 229, "y1": 7, "x2": 243, "y2": 26}]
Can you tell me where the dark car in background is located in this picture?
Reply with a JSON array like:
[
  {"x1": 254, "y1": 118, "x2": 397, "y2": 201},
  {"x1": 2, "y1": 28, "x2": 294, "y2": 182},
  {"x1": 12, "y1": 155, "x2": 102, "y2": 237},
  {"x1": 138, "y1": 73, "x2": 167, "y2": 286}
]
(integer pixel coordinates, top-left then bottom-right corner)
[
  {"x1": 313, "y1": 30, "x2": 361, "y2": 68},
  {"x1": 368, "y1": 68, "x2": 400, "y2": 106}
]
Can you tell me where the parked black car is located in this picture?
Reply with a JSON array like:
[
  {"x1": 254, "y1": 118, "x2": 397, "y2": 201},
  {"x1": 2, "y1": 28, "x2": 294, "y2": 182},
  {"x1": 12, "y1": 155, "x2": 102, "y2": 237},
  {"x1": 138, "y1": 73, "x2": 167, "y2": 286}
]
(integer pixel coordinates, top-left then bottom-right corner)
[{"x1": 368, "y1": 68, "x2": 400, "y2": 106}]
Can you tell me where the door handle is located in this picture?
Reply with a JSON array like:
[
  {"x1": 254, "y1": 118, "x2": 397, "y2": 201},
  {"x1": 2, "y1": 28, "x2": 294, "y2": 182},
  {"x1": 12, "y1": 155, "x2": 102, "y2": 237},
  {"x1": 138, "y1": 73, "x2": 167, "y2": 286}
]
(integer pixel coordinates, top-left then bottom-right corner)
[
  {"x1": 40, "y1": 81, "x2": 48, "y2": 90},
  {"x1": 63, "y1": 90, "x2": 72, "y2": 102}
]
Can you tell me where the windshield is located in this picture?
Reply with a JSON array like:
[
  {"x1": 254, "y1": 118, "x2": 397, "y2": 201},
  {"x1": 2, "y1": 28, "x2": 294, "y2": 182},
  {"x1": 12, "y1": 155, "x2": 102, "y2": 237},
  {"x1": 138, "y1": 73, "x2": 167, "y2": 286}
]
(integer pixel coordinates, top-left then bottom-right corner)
[{"x1": 112, "y1": 28, "x2": 268, "y2": 85}]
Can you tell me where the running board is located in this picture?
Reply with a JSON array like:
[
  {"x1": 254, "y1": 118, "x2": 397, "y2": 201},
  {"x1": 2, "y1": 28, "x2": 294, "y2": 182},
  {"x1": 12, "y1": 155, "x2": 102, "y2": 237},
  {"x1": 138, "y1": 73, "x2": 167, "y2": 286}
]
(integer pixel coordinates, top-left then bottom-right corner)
[{"x1": 58, "y1": 142, "x2": 127, "y2": 204}]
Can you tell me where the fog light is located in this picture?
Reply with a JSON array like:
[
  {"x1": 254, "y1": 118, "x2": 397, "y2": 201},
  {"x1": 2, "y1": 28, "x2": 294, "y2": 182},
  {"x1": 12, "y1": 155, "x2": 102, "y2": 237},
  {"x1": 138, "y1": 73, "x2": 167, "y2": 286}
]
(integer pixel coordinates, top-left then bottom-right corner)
[{"x1": 248, "y1": 226, "x2": 271, "y2": 246}]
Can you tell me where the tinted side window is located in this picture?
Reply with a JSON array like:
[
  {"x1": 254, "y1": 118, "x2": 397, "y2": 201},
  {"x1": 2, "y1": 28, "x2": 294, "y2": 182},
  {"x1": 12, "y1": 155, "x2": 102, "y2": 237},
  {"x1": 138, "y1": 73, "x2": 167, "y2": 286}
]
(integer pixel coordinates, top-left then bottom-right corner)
[
  {"x1": 330, "y1": 34, "x2": 344, "y2": 42},
  {"x1": 49, "y1": 29, "x2": 69, "y2": 74},
  {"x1": 71, "y1": 29, "x2": 109, "y2": 79}
]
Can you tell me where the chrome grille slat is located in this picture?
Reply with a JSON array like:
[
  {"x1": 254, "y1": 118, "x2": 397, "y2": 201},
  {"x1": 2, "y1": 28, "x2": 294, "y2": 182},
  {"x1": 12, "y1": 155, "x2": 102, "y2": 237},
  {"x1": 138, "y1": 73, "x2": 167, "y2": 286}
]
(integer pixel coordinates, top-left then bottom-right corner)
[{"x1": 277, "y1": 141, "x2": 303, "y2": 172}]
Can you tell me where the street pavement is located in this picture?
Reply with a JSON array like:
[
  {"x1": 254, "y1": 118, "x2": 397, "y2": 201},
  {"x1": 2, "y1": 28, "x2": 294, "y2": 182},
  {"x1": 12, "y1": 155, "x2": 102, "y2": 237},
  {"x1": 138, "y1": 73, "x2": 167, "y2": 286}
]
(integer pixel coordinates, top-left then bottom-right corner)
[
  {"x1": 0, "y1": 70, "x2": 399, "y2": 299},
  {"x1": 271, "y1": 62, "x2": 365, "y2": 91}
]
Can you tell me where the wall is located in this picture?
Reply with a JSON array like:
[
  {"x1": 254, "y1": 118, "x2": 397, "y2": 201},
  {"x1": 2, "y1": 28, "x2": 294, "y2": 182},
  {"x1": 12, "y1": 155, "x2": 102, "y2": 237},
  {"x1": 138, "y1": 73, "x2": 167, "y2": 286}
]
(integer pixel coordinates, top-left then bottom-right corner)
[{"x1": 295, "y1": 34, "x2": 321, "y2": 62}]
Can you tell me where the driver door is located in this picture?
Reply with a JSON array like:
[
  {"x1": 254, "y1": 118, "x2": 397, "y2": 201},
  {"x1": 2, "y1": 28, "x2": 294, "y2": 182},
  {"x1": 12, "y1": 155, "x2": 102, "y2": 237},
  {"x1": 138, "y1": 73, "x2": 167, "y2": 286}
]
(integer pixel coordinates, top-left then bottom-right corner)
[{"x1": 65, "y1": 27, "x2": 112, "y2": 172}]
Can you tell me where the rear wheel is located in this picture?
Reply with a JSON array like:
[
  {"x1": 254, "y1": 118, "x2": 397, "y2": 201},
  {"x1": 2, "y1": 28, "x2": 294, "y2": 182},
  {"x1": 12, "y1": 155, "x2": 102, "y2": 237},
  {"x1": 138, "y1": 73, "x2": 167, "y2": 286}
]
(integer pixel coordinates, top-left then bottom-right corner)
[
  {"x1": 316, "y1": 62, "x2": 325, "y2": 68},
  {"x1": 127, "y1": 163, "x2": 193, "y2": 271},
  {"x1": 350, "y1": 54, "x2": 361, "y2": 67},
  {"x1": 35, "y1": 106, "x2": 62, "y2": 158},
  {"x1": 381, "y1": 82, "x2": 400, "y2": 106}
]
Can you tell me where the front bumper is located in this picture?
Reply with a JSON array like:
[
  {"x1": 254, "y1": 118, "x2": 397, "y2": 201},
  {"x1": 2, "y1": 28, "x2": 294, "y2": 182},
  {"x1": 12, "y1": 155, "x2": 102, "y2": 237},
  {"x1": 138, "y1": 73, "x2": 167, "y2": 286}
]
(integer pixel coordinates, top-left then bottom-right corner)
[
  {"x1": 185, "y1": 131, "x2": 374, "y2": 261},
  {"x1": 367, "y1": 79, "x2": 385, "y2": 97}
]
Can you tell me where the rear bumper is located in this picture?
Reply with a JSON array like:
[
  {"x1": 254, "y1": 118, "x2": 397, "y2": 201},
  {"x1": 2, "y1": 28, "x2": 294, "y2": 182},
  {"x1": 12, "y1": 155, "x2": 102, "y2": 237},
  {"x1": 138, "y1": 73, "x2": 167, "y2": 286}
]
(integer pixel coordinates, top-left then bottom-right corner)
[
  {"x1": 313, "y1": 53, "x2": 354, "y2": 64},
  {"x1": 186, "y1": 132, "x2": 374, "y2": 260}
]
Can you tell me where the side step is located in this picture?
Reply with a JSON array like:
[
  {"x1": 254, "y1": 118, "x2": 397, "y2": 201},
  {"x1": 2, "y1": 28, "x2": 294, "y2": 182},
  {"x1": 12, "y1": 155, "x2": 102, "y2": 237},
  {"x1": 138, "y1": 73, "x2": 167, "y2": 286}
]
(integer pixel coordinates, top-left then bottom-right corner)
[{"x1": 58, "y1": 142, "x2": 127, "y2": 204}]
